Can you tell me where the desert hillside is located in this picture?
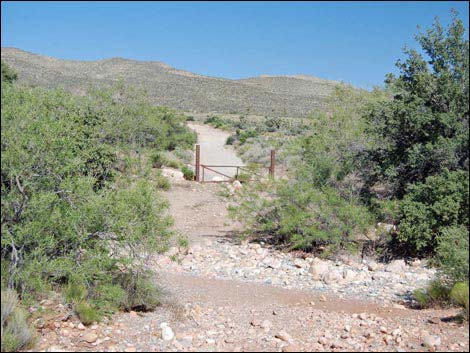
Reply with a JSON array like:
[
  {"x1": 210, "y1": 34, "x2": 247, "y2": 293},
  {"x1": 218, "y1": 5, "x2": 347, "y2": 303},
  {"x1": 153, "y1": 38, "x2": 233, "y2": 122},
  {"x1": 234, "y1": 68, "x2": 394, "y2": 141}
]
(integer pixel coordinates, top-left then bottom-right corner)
[{"x1": 1, "y1": 47, "x2": 342, "y2": 117}]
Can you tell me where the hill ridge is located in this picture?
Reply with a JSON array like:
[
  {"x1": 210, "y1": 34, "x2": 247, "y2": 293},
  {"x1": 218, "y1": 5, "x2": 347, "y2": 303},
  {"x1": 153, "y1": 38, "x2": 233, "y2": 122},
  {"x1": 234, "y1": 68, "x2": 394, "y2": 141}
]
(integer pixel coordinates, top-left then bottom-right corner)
[{"x1": 2, "y1": 47, "x2": 342, "y2": 117}]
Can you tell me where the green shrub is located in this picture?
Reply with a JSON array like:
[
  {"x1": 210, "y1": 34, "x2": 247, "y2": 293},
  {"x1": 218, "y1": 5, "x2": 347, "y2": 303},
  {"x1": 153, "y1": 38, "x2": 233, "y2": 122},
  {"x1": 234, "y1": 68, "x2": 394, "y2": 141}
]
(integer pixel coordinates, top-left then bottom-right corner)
[
  {"x1": 413, "y1": 280, "x2": 451, "y2": 308},
  {"x1": 226, "y1": 135, "x2": 236, "y2": 145},
  {"x1": 177, "y1": 236, "x2": 189, "y2": 250},
  {"x1": 1, "y1": 290, "x2": 34, "y2": 352},
  {"x1": 155, "y1": 171, "x2": 171, "y2": 190},
  {"x1": 65, "y1": 282, "x2": 88, "y2": 304},
  {"x1": 230, "y1": 178, "x2": 373, "y2": 253},
  {"x1": 1, "y1": 61, "x2": 17, "y2": 84},
  {"x1": 204, "y1": 115, "x2": 225, "y2": 128},
  {"x1": 450, "y1": 282, "x2": 469, "y2": 318},
  {"x1": 186, "y1": 115, "x2": 195, "y2": 121},
  {"x1": 91, "y1": 283, "x2": 126, "y2": 315},
  {"x1": 237, "y1": 129, "x2": 257, "y2": 144},
  {"x1": 117, "y1": 271, "x2": 160, "y2": 312},
  {"x1": 75, "y1": 301, "x2": 100, "y2": 326},
  {"x1": 181, "y1": 166, "x2": 195, "y2": 181},
  {"x1": 1, "y1": 82, "x2": 176, "y2": 318},
  {"x1": 150, "y1": 152, "x2": 165, "y2": 168},
  {"x1": 436, "y1": 225, "x2": 469, "y2": 283},
  {"x1": 398, "y1": 170, "x2": 469, "y2": 256},
  {"x1": 166, "y1": 158, "x2": 183, "y2": 169}
]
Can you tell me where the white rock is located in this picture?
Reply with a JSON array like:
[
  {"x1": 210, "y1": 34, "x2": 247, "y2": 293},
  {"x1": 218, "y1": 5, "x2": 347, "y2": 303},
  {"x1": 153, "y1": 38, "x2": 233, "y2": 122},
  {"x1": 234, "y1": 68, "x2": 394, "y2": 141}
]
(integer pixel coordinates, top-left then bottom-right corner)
[
  {"x1": 160, "y1": 323, "x2": 175, "y2": 341},
  {"x1": 343, "y1": 268, "x2": 357, "y2": 282},
  {"x1": 309, "y1": 258, "x2": 329, "y2": 280},
  {"x1": 161, "y1": 168, "x2": 185, "y2": 180},
  {"x1": 83, "y1": 332, "x2": 98, "y2": 343},
  {"x1": 422, "y1": 331, "x2": 441, "y2": 348},
  {"x1": 368, "y1": 262, "x2": 378, "y2": 271},
  {"x1": 386, "y1": 259, "x2": 406, "y2": 273},
  {"x1": 323, "y1": 269, "x2": 342, "y2": 284},
  {"x1": 275, "y1": 331, "x2": 292, "y2": 342},
  {"x1": 293, "y1": 258, "x2": 305, "y2": 268},
  {"x1": 232, "y1": 180, "x2": 242, "y2": 190}
]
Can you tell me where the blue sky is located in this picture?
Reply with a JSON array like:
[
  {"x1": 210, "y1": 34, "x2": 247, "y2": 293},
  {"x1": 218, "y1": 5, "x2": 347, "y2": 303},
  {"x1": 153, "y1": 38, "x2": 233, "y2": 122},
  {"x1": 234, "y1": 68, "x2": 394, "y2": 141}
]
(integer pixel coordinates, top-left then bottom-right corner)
[{"x1": 1, "y1": 1, "x2": 468, "y2": 89}]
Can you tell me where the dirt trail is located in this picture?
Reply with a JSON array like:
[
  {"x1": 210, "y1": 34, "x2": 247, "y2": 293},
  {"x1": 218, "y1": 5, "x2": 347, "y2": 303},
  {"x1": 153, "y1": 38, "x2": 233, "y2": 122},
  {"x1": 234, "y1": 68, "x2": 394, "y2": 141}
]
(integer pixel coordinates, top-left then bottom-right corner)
[{"x1": 187, "y1": 123, "x2": 243, "y2": 179}]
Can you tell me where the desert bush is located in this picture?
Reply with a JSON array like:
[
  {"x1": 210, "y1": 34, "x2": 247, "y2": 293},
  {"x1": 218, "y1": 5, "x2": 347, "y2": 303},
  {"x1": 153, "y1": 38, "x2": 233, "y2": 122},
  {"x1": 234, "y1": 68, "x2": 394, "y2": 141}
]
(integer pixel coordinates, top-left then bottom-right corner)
[
  {"x1": 1, "y1": 290, "x2": 34, "y2": 352},
  {"x1": 1, "y1": 61, "x2": 17, "y2": 84},
  {"x1": 398, "y1": 170, "x2": 469, "y2": 257},
  {"x1": 229, "y1": 86, "x2": 377, "y2": 254},
  {"x1": 172, "y1": 147, "x2": 194, "y2": 164},
  {"x1": 362, "y1": 13, "x2": 468, "y2": 199},
  {"x1": 150, "y1": 152, "x2": 165, "y2": 168},
  {"x1": 117, "y1": 271, "x2": 160, "y2": 312},
  {"x1": 74, "y1": 301, "x2": 100, "y2": 326},
  {"x1": 450, "y1": 282, "x2": 469, "y2": 318},
  {"x1": 204, "y1": 115, "x2": 226, "y2": 129},
  {"x1": 436, "y1": 225, "x2": 469, "y2": 283},
  {"x1": 413, "y1": 280, "x2": 451, "y2": 308},
  {"x1": 226, "y1": 135, "x2": 235, "y2": 145},
  {"x1": 154, "y1": 171, "x2": 171, "y2": 191},
  {"x1": 1, "y1": 81, "x2": 177, "y2": 320},
  {"x1": 181, "y1": 166, "x2": 195, "y2": 181}
]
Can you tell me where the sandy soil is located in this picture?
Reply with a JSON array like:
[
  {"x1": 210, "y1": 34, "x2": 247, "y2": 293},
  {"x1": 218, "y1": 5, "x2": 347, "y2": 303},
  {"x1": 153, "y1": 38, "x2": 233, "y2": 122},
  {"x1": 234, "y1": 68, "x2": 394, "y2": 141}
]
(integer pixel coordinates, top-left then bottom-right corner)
[{"x1": 187, "y1": 123, "x2": 244, "y2": 180}]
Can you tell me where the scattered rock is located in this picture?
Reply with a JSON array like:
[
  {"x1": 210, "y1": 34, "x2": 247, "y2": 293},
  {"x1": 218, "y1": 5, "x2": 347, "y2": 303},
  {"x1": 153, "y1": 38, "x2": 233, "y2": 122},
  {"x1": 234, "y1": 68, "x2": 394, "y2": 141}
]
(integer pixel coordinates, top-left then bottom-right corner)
[
  {"x1": 309, "y1": 259, "x2": 329, "y2": 280},
  {"x1": 422, "y1": 331, "x2": 441, "y2": 348},
  {"x1": 160, "y1": 323, "x2": 175, "y2": 341},
  {"x1": 83, "y1": 332, "x2": 98, "y2": 344},
  {"x1": 162, "y1": 168, "x2": 185, "y2": 180},
  {"x1": 386, "y1": 259, "x2": 406, "y2": 273},
  {"x1": 323, "y1": 269, "x2": 342, "y2": 284},
  {"x1": 343, "y1": 268, "x2": 356, "y2": 282},
  {"x1": 275, "y1": 331, "x2": 292, "y2": 342},
  {"x1": 232, "y1": 180, "x2": 242, "y2": 190},
  {"x1": 368, "y1": 262, "x2": 378, "y2": 271}
]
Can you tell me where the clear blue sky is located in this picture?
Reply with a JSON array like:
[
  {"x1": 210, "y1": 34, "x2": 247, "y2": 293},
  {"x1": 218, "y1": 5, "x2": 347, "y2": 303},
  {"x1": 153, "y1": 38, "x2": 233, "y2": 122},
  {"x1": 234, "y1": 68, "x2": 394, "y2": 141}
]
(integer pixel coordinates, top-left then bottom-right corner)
[{"x1": 1, "y1": 1, "x2": 468, "y2": 89}]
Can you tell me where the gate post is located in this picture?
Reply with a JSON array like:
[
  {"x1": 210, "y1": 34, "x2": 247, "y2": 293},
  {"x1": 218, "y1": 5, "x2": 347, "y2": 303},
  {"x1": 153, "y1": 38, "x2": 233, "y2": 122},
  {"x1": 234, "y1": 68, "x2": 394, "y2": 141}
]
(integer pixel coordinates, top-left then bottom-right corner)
[
  {"x1": 195, "y1": 144, "x2": 200, "y2": 182},
  {"x1": 269, "y1": 149, "x2": 275, "y2": 179}
]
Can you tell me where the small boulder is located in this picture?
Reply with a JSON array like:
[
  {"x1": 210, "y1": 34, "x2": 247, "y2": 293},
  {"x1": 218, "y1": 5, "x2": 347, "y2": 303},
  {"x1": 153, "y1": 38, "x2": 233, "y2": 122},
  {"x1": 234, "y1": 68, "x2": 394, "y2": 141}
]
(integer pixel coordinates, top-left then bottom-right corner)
[
  {"x1": 386, "y1": 259, "x2": 406, "y2": 273},
  {"x1": 161, "y1": 168, "x2": 185, "y2": 180},
  {"x1": 232, "y1": 180, "x2": 242, "y2": 190},
  {"x1": 275, "y1": 331, "x2": 292, "y2": 342},
  {"x1": 323, "y1": 269, "x2": 342, "y2": 284},
  {"x1": 421, "y1": 331, "x2": 441, "y2": 348},
  {"x1": 160, "y1": 323, "x2": 175, "y2": 341},
  {"x1": 309, "y1": 258, "x2": 329, "y2": 280},
  {"x1": 343, "y1": 269, "x2": 357, "y2": 282},
  {"x1": 83, "y1": 332, "x2": 98, "y2": 343}
]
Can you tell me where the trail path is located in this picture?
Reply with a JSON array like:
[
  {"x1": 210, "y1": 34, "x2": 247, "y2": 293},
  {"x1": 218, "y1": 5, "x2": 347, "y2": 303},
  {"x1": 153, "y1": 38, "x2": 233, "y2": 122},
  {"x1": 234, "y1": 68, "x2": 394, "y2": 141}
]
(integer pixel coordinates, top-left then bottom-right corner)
[
  {"x1": 36, "y1": 124, "x2": 469, "y2": 352},
  {"x1": 187, "y1": 123, "x2": 243, "y2": 180}
]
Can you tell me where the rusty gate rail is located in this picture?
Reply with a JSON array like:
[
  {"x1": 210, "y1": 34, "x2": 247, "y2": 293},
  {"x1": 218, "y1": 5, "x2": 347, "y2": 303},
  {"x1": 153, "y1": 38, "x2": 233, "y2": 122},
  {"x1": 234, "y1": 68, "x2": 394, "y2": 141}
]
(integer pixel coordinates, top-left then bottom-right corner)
[{"x1": 194, "y1": 144, "x2": 275, "y2": 183}]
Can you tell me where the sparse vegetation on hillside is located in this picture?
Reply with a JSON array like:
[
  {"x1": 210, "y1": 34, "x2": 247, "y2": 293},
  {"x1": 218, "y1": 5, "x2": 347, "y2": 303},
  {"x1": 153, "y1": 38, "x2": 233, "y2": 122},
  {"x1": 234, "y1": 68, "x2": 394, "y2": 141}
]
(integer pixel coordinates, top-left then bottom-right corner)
[{"x1": 1, "y1": 48, "x2": 341, "y2": 118}]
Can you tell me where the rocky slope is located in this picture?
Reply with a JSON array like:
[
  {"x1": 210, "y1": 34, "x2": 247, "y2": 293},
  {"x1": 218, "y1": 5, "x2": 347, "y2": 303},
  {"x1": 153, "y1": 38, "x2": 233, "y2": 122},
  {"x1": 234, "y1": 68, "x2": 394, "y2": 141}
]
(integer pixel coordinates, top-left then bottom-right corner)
[{"x1": 1, "y1": 47, "x2": 342, "y2": 117}]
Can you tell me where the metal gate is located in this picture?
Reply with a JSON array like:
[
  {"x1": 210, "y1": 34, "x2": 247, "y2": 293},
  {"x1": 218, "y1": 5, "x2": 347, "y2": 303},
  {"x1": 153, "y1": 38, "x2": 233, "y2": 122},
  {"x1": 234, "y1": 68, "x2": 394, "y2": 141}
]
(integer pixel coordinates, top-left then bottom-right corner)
[{"x1": 194, "y1": 144, "x2": 275, "y2": 183}]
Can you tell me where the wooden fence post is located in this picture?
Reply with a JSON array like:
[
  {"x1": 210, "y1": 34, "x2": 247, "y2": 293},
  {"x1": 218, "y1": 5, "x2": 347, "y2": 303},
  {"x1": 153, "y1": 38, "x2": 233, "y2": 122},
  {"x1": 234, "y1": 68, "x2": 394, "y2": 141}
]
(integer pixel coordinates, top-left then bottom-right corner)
[
  {"x1": 270, "y1": 149, "x2": 275, "y2": 179},
  {"x1": 195, "y1": 144, "x2": 200, "y2": 182}
]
